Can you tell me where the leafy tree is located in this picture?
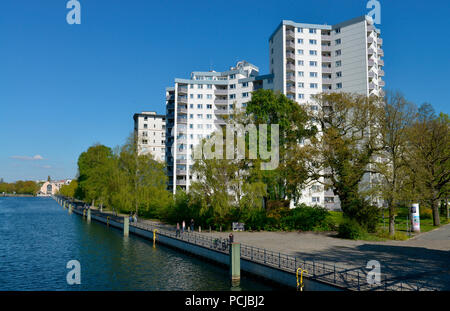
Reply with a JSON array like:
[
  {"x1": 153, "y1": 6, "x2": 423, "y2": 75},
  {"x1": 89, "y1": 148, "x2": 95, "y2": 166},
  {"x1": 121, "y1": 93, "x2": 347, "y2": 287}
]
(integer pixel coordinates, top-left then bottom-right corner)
[
  {"x1": 59, "y1": 180, "x2": 78, "y2": 198},
  {"x1": 407, "y1": 106, "x2": 450, "y2": 226},
  {"x1": 308, "y1": 92, "x2": 385, "y2": 230}
]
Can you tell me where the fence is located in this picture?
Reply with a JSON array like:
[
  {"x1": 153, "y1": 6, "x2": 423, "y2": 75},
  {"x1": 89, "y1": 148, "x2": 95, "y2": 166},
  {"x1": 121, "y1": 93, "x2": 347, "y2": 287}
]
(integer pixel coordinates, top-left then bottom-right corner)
[{"x1": 63, "y1": 198, "x2": 434, "y2": 291}]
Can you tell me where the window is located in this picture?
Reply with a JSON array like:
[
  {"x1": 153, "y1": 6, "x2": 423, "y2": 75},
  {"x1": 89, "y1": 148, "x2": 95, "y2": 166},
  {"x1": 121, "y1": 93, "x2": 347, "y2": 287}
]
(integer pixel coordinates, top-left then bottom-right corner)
[
  {"x1": 309, "y1": 50, "x2": 317, "y2": 56},
  {"x1": 230, "y1": 84, "x2": 236, "y2": 89},
  {"x1": 190, "y1": 84, "x2": 194, "y2": 89},
  {"x1": 325, "y1": 197, "x2": 335, "y2": 203},
  {"x1": 297, "y1": 27, "x2": 303, "y2": 33},
  {"x1": 298, "y1": 82, "x2": 304, "y2": 88},
  {"x1": 310, "y1": 61, "x2": 317, "y2": 67},
  {"x1": 312, "y1": 197, "x2": 320, "y2": 203},
  {"x1": 297, "y1": 49, "x2": 304, "y2": 55},
  {"x1": 335, "y1": 28, "x2": 341, "y2": 34},
  {"x1": 206, "y1": 104, "x2": 212, "y2": 109},
  {"x1": 298, "y1": 93, "x2": 305, "y2": 99},
  {"x1": 229, "y1": 74, "x2": 236, "y2": 79},
  {"x1": 242, "y1": 92, "x2": 249, "y2": 98},
  {"x1": 297, "y1": 60, "x2": 304, "y2": 66},
  {"x1": 197, "y1": 114, "x2": 203, "y2": 119},
  {"x1": 309, "y1": 39, "x2": 317, "y2": 45},
  {"x1": 298, "y1": 71, "x2": 304, "y2": 77},
  {"x1": 206, "y1": 94, "x2": 212, "y2": 99},
  {"x1": 310, "y1": 83, "x2": 318, "y2": 89},
  {"x1": 197, "y1": 94, "x2": 203, "y2": 99},
  {"x1": 229, "y1": 94, "x2": 236, "y2": 99},
  {"x1": 189, "y1": 104, "x2": 194, "y2": 108},
  {"x1": 336, "y1": 83, "x2": 343, "y2": 89},
  {"x1": 310, "y1": 72, "x2": 318, "y2": 78},
  {"x1": 242, "y1": 82, "x2": 248, "y2": 87},
  {"x1": 207, "y1": 84, "x2": 212, "y2": 89},
  {"x1": 144, "y1": 116, "x2": 148, "y2": 121},
  {"x1": 335, "y1": 50, "x2": 341, "y2": 56},
  {"x1": 336, "y1": 60, "x2": 342, "y2": 67},
  {"x1": 311, "y1": 105, "x2": 319, "y2": 111},
  {"x1": 189, "y1": 114, "x2": 193, "y2": 119},
  {"x1": 189, "y1": 124, "x2": 193, "y2": 129},
  {"x1": 309, "y1": 28, "x2": 316, "y2": 34},
  {"x1": 197, "y1": 104, "x2": 203, "y2": 109},
  {"x1": 335, "y1": 38, "x2": 341, "y2": 45},
  {"x1": 197, "y1": 124, "x2": 203, "y2": 129},
  {"x1": 336, "y1": 71, "x2": 342, "y2": 78},
  {"x1": 297, "y1": 39, "x2": 303, "y2": 44},
  {"x1": 143, "y1": 124, "x2": 147, "y2": 129},
  {"x1": 189, "y1": 94, "x2": 193, "y2": 99},
  {"x1": 198, "y1": 84, "x2": 203, "y2": 89}
]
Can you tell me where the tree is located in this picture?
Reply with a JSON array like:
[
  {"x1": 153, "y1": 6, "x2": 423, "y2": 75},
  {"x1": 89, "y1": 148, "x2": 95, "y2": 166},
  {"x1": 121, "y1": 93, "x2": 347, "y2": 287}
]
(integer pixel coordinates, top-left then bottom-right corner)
[
  {"x1": 308, "y1": 92, "x2": 385, "y2": 230},
  {"x1": 59, "y1": 180, "x2": 78, "y2": 198},
  {"x1": 407, "y1": 106, "x2": 450, "y2": 226},
  {"x1": 377, "y1": 91, "x2": 417, "y2": 236}
]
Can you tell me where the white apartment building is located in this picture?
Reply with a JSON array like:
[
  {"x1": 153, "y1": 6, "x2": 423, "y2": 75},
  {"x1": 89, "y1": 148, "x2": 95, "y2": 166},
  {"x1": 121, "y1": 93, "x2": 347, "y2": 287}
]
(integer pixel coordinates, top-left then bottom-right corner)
[
  {"x1": 133, "y1": 111, "x2": 166, "y2": 162},
  {"x1": 165, "y1": 61, "x2": 274, "y2": 193},
  {"x1": 269, "y1": 15, "x2": 384, "y2": 210}
]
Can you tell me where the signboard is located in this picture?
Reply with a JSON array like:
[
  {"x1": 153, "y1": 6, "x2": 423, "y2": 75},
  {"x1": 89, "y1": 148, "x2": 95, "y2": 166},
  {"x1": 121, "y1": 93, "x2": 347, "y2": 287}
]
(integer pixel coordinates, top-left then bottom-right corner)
[
  {"x1": 411, "y1": 203, "x2": 420, "y2": 233},
  {"x1": 232, "y1": 222, "x2": 245, "y2": 232}
]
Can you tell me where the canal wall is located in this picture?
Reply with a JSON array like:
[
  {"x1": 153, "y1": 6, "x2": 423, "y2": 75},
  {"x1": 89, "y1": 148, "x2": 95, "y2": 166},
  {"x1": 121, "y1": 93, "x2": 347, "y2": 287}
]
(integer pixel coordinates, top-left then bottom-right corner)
[{"x1": 68, "y1": 201, "x2": 342, "y2": 291}]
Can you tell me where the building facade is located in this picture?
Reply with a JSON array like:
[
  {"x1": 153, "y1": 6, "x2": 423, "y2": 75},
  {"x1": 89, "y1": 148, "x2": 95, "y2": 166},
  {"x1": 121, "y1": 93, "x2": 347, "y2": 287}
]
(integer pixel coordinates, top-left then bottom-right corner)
[
  {"x1": 165, "y1": 61, "x2": 273, "y2": 193},
  {"x1": 133, "y1": 111, "x2": 166, "y2": 162},
  {"x1": 269, "y1": 16, "x2": 384, "y2": 210}
]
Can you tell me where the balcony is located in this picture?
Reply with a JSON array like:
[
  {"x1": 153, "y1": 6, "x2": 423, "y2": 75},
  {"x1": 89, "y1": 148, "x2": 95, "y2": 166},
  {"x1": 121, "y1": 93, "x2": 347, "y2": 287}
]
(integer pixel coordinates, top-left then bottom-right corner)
[
  {"x1": 214, "y1": 109, "x2": 229, "y2": 115},
  {"x1": 322, "y1": 78, "x2": 332, "y2": 84},
  {"x1": 379, "y1": 80, "x2": 385, "y2": 87},
  {"x1": 166, "y1": 95, "x2": 175, "y2": 101},
  {"x1": 214, "y1": 118, "x2": 226, "y2": 125},
  {"x1": 322, "y1": 56, "x2": 332, "y2": 63},
  {"x1": 377, "y1": 38, "x2": 383, "y2": 45},
  {"x1": 286, "y1": 63, "x2": 295, "y2": 72},
  {"x1": 176, "y1": 169, "x2": 187, "y2": 176},
  {"x1": 286, "y1": 85, "x2": 295, "y2": 93},
  {"x1": 368, "y1": 48, "x2": 375, "y2": 55},
  {"x1": 286, "y1": 73, "x2": 295, "y2": 82},
  {"x1": 378, "y1": 59, "x2": 384, "y2": 66},
  {"x1": 286, "y1": 52, "x2": 295, "y2": 60},
  {"x1": 214, "y1": 99, "x2": 228, "y2": 105},
  {"x1": 286, "y1": 29, "x2": 295, "y2": 38},
  {"x1": 368, "y1": 59, "x2": 375, "y2": 67},
  {"x1": 177, "y1": 117, "x2": 187, "y2": 124},
  {"x1": 214, "y1": 89, "x2": 228, "y2": 95},
  {"x1": 367, "y1": 24, "x2": 375, "y2": 32},
  {"x1": 176, "y1": 179, "x2": 187, "y2": 186},
  {"x1": 176, "y1": 159, "x2": 187, "y2": 165},
  {"x1": 368, "y1": 71, "x2": 375, "y2": 78},
  {"x1": 378, "y1": 48, "x2": 384, "y2": 56},
  {"x1": 369, "y1": 82, "x2": 376, "y2": 90},
  {"x1": 286, "y1": 41, "x2": 295, "y2": 49},
  {"x1": 177, "y1": 96, "x2": 188, "y2": 104},
  {"x1": 379, "y1": 70, "x2": 385, "y2": 77},
  {"x1": 321, "y1": 34, "x2": 331, "y2": 41},
  {"x1": 178, "y1": 86, "x2": 188, "y2": 94},
  {"x1": 321, "y1": 45, "x2": 331, "y2": 52},
  {"x1": 367, "y1": 37, "x2": 374, "y2": 44},
  {"x1": 177, "y1": 107, "x2": 188, "y2": 114},
  {"x1": 322, "y1": 67, "x2": 332, "y2": 74}
]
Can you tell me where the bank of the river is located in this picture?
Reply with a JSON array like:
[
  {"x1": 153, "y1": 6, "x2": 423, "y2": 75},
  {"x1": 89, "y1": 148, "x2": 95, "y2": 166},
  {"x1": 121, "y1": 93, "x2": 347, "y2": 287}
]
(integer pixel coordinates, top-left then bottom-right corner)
[{"x1": 0, "y1": 197, "x2": 278, "y2": 291}]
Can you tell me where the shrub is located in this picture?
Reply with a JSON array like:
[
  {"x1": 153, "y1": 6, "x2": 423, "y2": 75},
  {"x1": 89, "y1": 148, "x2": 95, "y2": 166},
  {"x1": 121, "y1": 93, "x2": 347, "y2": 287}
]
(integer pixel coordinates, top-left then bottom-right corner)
[
  {"x1": 338, "y1": 219, "x2": 365, "y2": 239},
  {"x1": 280, "y1": 204, "x2": 330, "y2": 231}
]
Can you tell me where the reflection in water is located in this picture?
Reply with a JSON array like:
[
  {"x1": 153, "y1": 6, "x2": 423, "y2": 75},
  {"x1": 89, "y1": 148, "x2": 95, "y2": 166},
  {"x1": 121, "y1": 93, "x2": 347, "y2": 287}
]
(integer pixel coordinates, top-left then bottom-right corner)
[{"x1": 0, "y1": 197, "x2": 278, "y2": 291}]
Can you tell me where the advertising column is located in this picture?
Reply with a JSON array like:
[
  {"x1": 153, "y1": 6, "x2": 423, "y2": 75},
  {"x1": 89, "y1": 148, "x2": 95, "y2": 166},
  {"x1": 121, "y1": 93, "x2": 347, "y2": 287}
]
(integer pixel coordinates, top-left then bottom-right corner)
[{"x1": 411, "y1": 203, "x2": 420, "y2": 233}]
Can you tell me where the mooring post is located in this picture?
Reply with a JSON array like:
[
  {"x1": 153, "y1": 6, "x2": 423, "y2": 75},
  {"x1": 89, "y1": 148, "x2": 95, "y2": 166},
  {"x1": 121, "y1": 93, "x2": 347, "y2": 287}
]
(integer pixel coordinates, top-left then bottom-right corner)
[
  {"x1": 123, "y1": 216, "x2": 129, "y2": 237},
  {"x1": 87, "y1": 209, "x2": 91, "y2": 223},
  {"x1": 63, "y1": 201, "x2": 66, "y2": 209},
  {"x1": 68, "y1": 204, "x2": 72, "y2": 214},
  {"x1": 230, "y1": 243, "x2": 241, "y2": 282},
  {"x1": 199, "y1": 226, "x2": 201, "y2": 233}
]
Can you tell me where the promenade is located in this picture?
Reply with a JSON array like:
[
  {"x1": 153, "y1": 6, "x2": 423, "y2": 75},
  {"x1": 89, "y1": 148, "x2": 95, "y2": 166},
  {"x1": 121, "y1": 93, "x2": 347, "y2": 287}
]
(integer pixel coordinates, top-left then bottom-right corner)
[{"x1": 63, "y1": 198, "x2": 449, "y2": 291}]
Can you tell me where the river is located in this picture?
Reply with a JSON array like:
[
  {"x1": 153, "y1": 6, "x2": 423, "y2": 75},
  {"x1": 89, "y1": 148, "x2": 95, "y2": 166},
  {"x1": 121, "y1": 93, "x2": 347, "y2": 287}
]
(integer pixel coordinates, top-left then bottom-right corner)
[{"x1": 0, "y1": 197, "x2": 277, "y2": 291}]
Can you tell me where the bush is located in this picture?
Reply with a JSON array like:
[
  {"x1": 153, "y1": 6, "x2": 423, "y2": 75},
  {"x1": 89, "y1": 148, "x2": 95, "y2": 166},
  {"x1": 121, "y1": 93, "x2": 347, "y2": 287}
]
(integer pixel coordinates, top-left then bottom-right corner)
[
  {"x1": 280, "y1": 204, "x2": 330, "y2": 231},
  {"x1": 338, "y1": 219, "x2": 365, "y2": 239}
]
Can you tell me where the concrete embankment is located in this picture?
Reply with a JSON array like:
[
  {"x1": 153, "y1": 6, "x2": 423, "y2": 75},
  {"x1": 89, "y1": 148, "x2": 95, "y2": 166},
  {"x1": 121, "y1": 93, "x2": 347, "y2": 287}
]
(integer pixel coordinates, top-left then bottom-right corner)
[{"x1": 56, "y1": 196, "x2": 342, "y2": 291}]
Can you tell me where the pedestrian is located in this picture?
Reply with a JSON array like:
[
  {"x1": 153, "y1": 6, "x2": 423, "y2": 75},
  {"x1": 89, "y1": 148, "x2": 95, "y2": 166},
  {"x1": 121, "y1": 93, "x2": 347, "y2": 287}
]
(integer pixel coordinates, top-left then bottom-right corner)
[
  {"x1": 134, "y1": 213, "x2": 137, "y2": 223},
  {"x1": 129, "y1": 212, "x2": 133, "y2": 223},
  {"x1": 176, "y1": 222, "x2": 180, "y2": 237},
  {"x1": 229, "y1": 233, "x2": 234, "y2": 244},
  {"x1": 182, "y1": 220, "x2": 185, "y2": 233},
  {"x1": 190, "y1": 218, "x2": 194, "y2": 232}
]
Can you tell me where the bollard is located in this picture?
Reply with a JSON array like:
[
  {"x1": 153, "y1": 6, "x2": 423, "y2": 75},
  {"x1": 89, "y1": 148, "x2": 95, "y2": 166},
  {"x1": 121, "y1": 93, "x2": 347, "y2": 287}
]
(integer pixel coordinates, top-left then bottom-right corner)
[
  {"x1": 199, "y1": 226, "x2": 201, "y2": 233},
  {"x1": 68, "y1": 204, "x2": 72, "y2": 214},
  {"x1": 87, "y1": 209, "x2": 91, "y2": 223},
  {"x1": 230, "y1": 243, "x2": 241, "y2": 282},
  {"x1": 188, "y1": 227, "x2": 190, "y2": 233},
  {"x1": 63, "y1": 201, "x2": 66, "y2": 209},
  {"x1": 220, "y1": 226, "x2": 222, "y2": 232},
  {"x1": 123, "y1": 216, "x2": 129, "y2": 237}
]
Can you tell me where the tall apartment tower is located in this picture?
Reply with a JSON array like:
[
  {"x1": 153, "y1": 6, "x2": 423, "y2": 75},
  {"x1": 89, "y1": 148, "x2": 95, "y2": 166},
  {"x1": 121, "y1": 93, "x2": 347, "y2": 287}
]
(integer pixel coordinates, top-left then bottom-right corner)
[
  {"x1": 133, "y1": 111, "x2": 166, "y2": 162},
  {"x1": 269, "y1": 15, "x2": 384, "y2": 210},
  {"x1": 165, "y1": 61, "x2": 274, "y2": 193}
]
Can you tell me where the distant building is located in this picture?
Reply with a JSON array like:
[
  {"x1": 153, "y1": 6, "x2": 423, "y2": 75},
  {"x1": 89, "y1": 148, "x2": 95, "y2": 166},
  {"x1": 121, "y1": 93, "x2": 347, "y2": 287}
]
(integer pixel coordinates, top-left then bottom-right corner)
[
  {"x1": 133, "y1": 111, "x2": 166, "y2": 162},
  {"x1": 37, "y1": 181, "x2": 60, "y2": 196}
]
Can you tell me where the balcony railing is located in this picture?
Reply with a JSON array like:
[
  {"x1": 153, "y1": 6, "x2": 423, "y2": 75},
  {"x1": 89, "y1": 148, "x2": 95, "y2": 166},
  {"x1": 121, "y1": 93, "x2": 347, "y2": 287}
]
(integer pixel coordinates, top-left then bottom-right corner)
[
  {"x1": 368, "y1": 48, "x2": 375, "y2": 55},
  {"x1": 176, "y1": 170, "x2": 187, "y2": 176},
  {"x1": 177, "y1": 96, "x2": 188, "y2": 104},
  {"x1": 367, "y1": 25, "x2": 375, "y2": 32},
  {"x1": 379, "y1": 80, "x2": 385, "y2": 87},
  {"x1": 176, "y1": 117, "x2": 187, "y2": 124},
  {"x1": 286, "y1": 52, "x2": 295, "y2": 60},
  {"x1": 214, "y1": 99, "x2": 228, "y2": 105},
  {"x1": 367, "y1": 37, "x2": 374, "y2": 44},
  {"x1": 368, "y1": 59, "x2": 375, "y2": 67},
  {"x1": 322, "y1": 67, "x2": 332, "y2": 73},
  {"x1": 286, "y1": 73, "x2": 295, "y2": 82},
  {"x1": 178, "y1": 86, "x2": 188, "y2": 93},
  {"x1": 286, "y1": 63, "x2": 295, "y2": 71},
  {"x1": 322, "y1": 56, "x2": 332, "y2": 63},
  {"x1": 378, "y1": 59, "x2": 384, "y2": 66},
  {"x1": 286, "y1": 29, "x2": 295, "y2": 38},
  {"x1": 286, "y1": 85, "x2": 295, "y2": 93},
  {"x1": 377, "y1": 38, "x2": 383, "y2": 45},
  {"x1": 177, "y1": 107, "x2": 188, "y2": 114},
  {"x1": 214, "y1": 89, "x2": 228, "y2": 95},
  {"x1": 322, "y1": 78, "x2": 332, "y2": 84},
  {"x1": 379, "y1": 70, "x2": 385, "y2": 77},
  {"x1": 369, "y1": 82, "x2": 376, "y2": 90},
  {"x1": 321, "y1": 34, "x2": 331, "y2": 40},
  {"x1": 214, "y1": 109, "x2": 229, "y2": 115},
  {"x1": 286, "y1": 41, "x2": 295, "y2": 49},
  {"x1": 321, "y1": 45, "x2": 331, "y2": 52},
  {"x1": 176, "y1": 159, "x2": 187, "y2": 165},
  {"x1": 378, "y1": 48, "x2": 384, "y2": 56},
  {"x1": 176, "y1": 179, "x2": 187, "y2": 186},
  {"x1": 214, "y1": 118, "x2": 226, "y2": 125}
]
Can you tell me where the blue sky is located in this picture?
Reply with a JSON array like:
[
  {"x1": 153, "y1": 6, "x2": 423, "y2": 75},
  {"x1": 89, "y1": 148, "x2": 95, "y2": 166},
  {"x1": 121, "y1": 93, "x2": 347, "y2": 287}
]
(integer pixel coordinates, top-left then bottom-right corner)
[{"x1": 0, "y1": 0, "x2": 449, "y2": 182}]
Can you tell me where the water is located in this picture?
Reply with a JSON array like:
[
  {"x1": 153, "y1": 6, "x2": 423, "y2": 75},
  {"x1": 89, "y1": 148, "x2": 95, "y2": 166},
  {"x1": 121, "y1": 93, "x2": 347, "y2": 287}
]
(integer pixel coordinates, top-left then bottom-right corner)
[{"x1": 0, "y1": 197, "x2": 276, "y2": 291}]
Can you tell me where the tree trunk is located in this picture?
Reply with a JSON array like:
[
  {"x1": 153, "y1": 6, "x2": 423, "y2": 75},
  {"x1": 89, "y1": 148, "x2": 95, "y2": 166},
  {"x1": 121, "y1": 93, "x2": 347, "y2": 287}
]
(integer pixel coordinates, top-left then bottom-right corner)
[
  {"x1": 432, "y1": 199, "x2": 441, "y2": 226},
  {"x1": 389, "y1": 213, "x2": 395, "y2": 236}
]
